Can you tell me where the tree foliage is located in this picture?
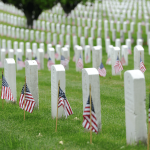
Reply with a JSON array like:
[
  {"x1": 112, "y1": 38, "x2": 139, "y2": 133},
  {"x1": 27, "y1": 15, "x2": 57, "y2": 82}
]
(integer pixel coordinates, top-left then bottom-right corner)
[{"x1": 1, "y1": 0, "x2": 95, "y2": 28}]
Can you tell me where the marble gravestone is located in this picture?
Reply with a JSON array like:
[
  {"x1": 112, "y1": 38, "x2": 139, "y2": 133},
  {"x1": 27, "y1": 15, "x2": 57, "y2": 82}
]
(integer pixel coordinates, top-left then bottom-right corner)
[
  {"x1": 48, "y1": 48, "x2": 55, "y2": 65},
  {"x1": 82, "y1": 68, "x2": 101, "y2": 132},
  {"x1": 61, "y1": 47, "x2": 69, "y2": 70},
  {"x1": 137, "y1": 39, "x2": 143, "y2": 46},
  {"x1": 1, "y1": 49, "x2": 6, "y2": 68},
  {"x1": 121, "y1": 45, "x2": 128, "y2": 66},
  {"x1": 92, "y1": 46, "x2": 102, "y2": 69},
  {"x1": 16, "y1": 49, "x2": 23, "y2": 70},
  {"x1": 134, "y1": 45, "x2": 144, "y2": 70},
  {"x1": 4, "y1": 58, "x2": 16, "y2": 102},
  {"x1": 111, "y1": 47, "x2": 121, "y2": 75},
  {"x1": 56, "y1": 44, "x2": 61, "y2": 60},
  {"x1": 37, "y1": 49, "x2": 44, "y2": 70},
  {"x1": 126, "y1": 39, "x2": 132, "y2": 54},
  {"x1": 75, "y1": 46, "x2": 83, "y2": 72},
  {"x1": 19, "y1": 42, "x2": 24, "y2": 56},
  {"x1": 26, "y1": 49, "x2": 32, "y2": 60},
  {"x1": 124, "y1": 70, "x2": 147, "y2": 145},
  {"x1": 97, "y1": 38, "x2": 102, "y2": 46},
  {"x1": 8, "y1": 49, "x2": 14, "y2": 58},
  {"x1": 51, "y1": 64, "x2": 65, "y2": 118},
  {"x1": 105, "y1": 38, "x2": 110, "y2": 53},
  {"x1": 85, "y1": 45, "x2": 91, "y2": 63},
  {"x1": 32, "y1": 43, "x2": 37, "y2": 57},
  {"x1": 25, "y1": 60, "x2": 39, "y2": 109}
]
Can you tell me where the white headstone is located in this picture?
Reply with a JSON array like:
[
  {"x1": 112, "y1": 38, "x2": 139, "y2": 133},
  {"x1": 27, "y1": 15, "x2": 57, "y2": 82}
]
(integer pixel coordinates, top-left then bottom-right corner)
[
  {"x1": 1, "y1": 49, "x2": 5, "y2": 67},
  {"x1": 4, "y1": 58, "x2": 16, "y2": 102},
  {"x1": 124, "y1": 70, "x2": 147, "y2": 145},
  {"x1": 16, "y1": 49, "x2": 23, "y2": 70},
  {"x1": 111, "y1": 47, "x2": 121, "y2": 75},
  {"x1": 25, "y1": 60, "x2": 39, "y2": 109},
  {"x1": 85, "y1": 45, "x2": 91, "y2": 63},
  {"x1": 37, "y1": 49, "x2": 44, "y2": 69},
  {"x1": 26, "y1": 49, "x2": 32, "y2": 60},
  {"x1": 75, "y1": 46, "x2": 83, "y2": 71},
  {"x1": 51, "y1": 64, "x2": 65, "y2": 118},
  {"x1": 134, "y1": 45, "x2": 144, "y2": 70},
  {"x1": 92, "y1": 46, "x2": 102, "y2": 69},
  {"x1": 121, "y1": 45, "x2": 128, "y2": 66},
  {"x1": 8, "y1": 49, "x2": 14, "y2": 58},
  {"x1": 82, "y1": 68, "x2": 101, "y2": 132}
]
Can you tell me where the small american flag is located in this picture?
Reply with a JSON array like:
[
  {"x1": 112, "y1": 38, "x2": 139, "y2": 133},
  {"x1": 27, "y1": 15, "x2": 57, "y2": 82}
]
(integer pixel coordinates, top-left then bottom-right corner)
[
  {"x1": 140, "y1": 56, "x2": 146, "y2": 73},
  {"x1": 76, "y1": 55, "x2": 83, "y2": 69},
  {"x1": 35, "y1": 57, "x2": 40, "y2": 69},
  {"x1": 55, "y1": 52, "x2": 59, "y2": 59},
  {"x1": 47, "y1": 57, "x2": 54, "y2": 70},
  {"x1": 86, "y1": 53, "x2": 89, "y2": 61},
  {"x1": 1, "y1": 74, "x2": 15, "y2": 102},
  {"x1": 114, "y1": 56, "x2": 123, "y2": 74},
  {"x1": 19, "y1": 83, "x2": 35, "y2": 113},
  {"x1": 128, "y1": 47, "x2": 132, "y2": 54},
  {"x1": 61, "y1": 55, "x2": 69, "y2": 67},
  {"x1": 106, "y1": 55, "x2": 111, "y2": 64},
  {"x1": 82, "y1": 95, "x2": 98, "y2": 134},
  {"x1": 58, "y1": 87, "x2": 73, "y2": 118},
  {"x1": 98, "y1": 62, "x2": 106, "y2": 77},
  {"x1": 18, "y1": 58, "x2": 25, "y2": 67},
  {"x1": 73, "y1": 53, "x2": 76, "y2": 62},
  {"x1": 121, "y1": 55, "x2": 126, "y2": 65}
]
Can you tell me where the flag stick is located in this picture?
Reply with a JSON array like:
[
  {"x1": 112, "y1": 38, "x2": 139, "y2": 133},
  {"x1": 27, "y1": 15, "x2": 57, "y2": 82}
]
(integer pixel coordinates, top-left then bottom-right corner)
[
  {"x1": 24, "y1": 76, "x2": 26, "y2": 121},
  {"x1": 89, "y1": 84, "x2": 92, "y2": 144},
  {"x1": 55, "y1": 80, "x2": 60, "y2": 132},
  {"x1": 2, "y1": 70, "x2": 3, "y2": 109},
  {"x1": 147, "y1": 86, "x2": 150, "y2": 150}
]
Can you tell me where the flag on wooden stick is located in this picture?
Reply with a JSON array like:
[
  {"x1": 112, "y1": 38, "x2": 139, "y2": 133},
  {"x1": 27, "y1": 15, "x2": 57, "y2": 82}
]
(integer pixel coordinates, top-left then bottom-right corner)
[
  {"x1": 114, "y1": 56, "x2": 123, "y2": 74},
  {"x1": 140, "y1": 56, "x2": 146, "y2": 73},
  {"x1": 98, "y1": 62, "x2": 106, "y2": 77},
  {"x1": 19, "y1": 83, "x2": 35, "y2": 113},
  {"x1": 58, "y1": 87, "x2": 73, "y2": 118},
  {"x1": 1, "y1": 74, "x2": 15, "y2": 102},
  {"x1": 47, "y1": 57, "x2": 54, "y2": 70},
  {"x1": 82, "y1": 95, "x2": 98, "y2": 134}
]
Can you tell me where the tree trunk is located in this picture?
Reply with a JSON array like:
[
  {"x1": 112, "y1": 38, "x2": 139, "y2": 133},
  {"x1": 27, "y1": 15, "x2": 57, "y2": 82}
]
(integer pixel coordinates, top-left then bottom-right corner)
[{"x1": 24, "y1": 12, "x2": 33, "y2": 28}]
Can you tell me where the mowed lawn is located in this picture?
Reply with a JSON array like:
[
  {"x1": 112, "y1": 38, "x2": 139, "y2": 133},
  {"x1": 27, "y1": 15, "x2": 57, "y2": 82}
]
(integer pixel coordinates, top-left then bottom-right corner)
[{"x1": 0, "y1": 8, "x2": 150, "y2": 150}]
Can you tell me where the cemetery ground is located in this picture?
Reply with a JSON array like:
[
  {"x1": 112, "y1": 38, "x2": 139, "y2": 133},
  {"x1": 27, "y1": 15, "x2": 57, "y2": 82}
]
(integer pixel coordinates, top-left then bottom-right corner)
[{"x1": 0, "y1": 10, "x2": 150, "y2": 150}]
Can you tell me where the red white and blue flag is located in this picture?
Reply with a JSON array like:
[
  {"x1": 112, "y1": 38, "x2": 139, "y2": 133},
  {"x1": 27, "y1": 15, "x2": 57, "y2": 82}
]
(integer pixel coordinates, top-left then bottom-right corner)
[
  {"x1": 61, "y1": 55, "x2": 69, "y2": 67},
  {"x1": 128, "y1": 46, "x2": 132, "y2": 54},
  {"x1": 76, "y1": 55, "x2": 83, "y2": 69},
  {"x1": 140, "y1": 56, "x2": 146, "y2": 73},
  {"x1": 55, "y1": 52, "x2": 59, "y2": 59},
  {"x1": 82, "y1": 95, "x2": 98, "y2": 134},
  {"x1": 98, "y1": 62, "x2": 106, "y2": 77},
  {"x1": 47, "y1": 57, "x2": 54, "y2": 70},
  {"x1": 121, "y1": 55, "x2": 126, "y2": 65},
  {"x1": 18, "y1": 58, "x2": 25, "y2": 67},
  {"x1": 106, "y1": 55, "x2": 111, "y2": 65},
  {"x1": 19, "y1": 83, "x2": 35, "y2": 113},
  {"x1": 86, "y1": 53, "x2": 89, "y2": 61},
  {"x1": 58, "y1": 87, "x2": 73, "y2": 118},
  {"x1": 1, "y1": 74, "x2": 15, "y2": 102},
  {"x1": 114, "y1": 56, "x2": 123, "y2": 73}
]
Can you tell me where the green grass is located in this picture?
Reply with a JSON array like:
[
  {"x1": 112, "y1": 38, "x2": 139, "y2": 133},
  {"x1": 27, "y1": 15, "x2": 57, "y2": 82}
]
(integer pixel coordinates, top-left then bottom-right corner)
[{"x1": 0, "y1": 4, "x2": 150, "y2": 150}]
